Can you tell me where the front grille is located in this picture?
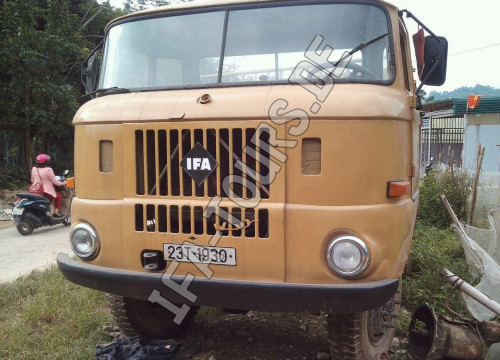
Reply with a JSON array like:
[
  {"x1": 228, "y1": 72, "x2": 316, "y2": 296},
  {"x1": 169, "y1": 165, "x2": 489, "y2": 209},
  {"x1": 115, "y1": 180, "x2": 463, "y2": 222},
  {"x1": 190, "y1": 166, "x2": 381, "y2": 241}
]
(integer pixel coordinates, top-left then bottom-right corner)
[
  {"x1": 135, "y1": 204, "x2": 270, "y2": 239},
  {"x1": 135, "y1": 128, "x2": 271, "y2": 199}
]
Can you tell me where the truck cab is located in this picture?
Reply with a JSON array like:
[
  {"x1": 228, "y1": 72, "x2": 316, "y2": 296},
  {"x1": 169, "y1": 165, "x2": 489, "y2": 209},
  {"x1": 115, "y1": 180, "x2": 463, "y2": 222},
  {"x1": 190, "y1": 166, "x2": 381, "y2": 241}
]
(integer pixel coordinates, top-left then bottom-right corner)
[{"x1": 58, "y1": 1, "x2": 447, "y2": 358}]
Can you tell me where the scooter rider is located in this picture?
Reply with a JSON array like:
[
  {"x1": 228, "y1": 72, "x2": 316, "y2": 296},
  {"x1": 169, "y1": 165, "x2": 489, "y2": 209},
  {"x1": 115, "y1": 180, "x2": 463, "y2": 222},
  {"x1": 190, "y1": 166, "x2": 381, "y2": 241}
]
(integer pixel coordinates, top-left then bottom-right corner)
[{"x1": 31, "y1": 154, "x2": 66, "y2": 217}]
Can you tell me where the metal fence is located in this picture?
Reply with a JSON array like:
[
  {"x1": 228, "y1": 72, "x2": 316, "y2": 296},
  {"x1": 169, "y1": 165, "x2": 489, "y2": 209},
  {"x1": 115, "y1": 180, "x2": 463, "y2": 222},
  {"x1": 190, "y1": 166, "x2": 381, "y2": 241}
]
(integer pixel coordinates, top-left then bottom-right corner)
[{"x1": 421, "y1": 117, "x2": 464, "y2": 166}]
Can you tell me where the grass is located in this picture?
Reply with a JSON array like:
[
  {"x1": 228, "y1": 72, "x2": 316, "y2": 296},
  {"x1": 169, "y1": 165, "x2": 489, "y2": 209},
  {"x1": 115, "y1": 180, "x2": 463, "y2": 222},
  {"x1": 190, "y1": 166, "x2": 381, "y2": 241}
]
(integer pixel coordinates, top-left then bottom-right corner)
[
  {"x1": 0, "y1": 266, "x2": 112, "y2": 360},
  {"x1": 394, "y1": 221, "x2": 474, "y2": 354},
  {"x1": 0, "y1": 268, "x2": 329, "y2": 360},
  {"x1": 402, "y1": 221, "x2": 474, "y2": 316}
]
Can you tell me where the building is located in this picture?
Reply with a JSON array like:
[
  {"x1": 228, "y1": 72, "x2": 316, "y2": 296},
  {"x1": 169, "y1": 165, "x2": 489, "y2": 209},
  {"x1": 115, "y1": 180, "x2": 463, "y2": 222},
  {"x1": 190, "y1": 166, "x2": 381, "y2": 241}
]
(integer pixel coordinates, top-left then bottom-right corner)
[{"x1": 422, "y1": 97, "x2": 500, "y2": 173}]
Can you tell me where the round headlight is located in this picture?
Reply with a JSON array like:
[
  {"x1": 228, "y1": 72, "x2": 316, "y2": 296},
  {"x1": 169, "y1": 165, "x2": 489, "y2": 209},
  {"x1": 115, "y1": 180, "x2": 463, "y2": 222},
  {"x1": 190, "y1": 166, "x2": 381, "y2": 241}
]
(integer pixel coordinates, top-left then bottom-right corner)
[
  {"x1": 70, "y1": 223, "x2": 100, "y2": 259},
  {"x1": 326, "y1": 235, "x2": 370, "y2": 277}
]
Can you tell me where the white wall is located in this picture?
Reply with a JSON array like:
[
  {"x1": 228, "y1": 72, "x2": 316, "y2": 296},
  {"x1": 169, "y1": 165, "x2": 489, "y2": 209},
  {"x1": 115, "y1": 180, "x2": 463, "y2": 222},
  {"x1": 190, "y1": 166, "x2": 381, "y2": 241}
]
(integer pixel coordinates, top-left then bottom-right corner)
[{"x1": 463, "y1": 125, "x2": 500, "y2": 173}]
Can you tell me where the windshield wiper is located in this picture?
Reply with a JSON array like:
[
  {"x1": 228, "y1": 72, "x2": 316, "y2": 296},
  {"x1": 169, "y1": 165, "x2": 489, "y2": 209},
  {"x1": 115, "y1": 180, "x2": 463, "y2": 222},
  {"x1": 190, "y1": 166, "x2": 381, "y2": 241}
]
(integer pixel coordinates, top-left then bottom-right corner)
[
  {"x1": 84, "y1": 87, "x2": 132, "y2": 98},
  {"x1": 335, "y1": 32, "x2": 389, "y2": 67}
]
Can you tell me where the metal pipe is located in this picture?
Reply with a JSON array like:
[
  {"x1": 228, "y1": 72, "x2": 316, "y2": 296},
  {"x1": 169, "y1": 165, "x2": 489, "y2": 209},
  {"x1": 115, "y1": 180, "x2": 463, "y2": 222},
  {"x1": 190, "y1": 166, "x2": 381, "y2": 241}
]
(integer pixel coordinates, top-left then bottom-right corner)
[
  {"x1": 441, "y1": 268, "x2": 500, "y2": 316},
  {"x1": 428, "y1": 116, "x2": 432, "y2": 165}
]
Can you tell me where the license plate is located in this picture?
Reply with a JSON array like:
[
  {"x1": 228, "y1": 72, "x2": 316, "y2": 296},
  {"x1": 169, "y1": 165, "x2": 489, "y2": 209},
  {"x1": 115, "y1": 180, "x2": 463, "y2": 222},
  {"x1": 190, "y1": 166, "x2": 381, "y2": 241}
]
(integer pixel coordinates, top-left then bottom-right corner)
[
  {"x1": 12, "y1": 207, "x2": 24, "y2": 215},
  {"x1": 163, "y1": 243, "x2": 236, "y2": 266}
]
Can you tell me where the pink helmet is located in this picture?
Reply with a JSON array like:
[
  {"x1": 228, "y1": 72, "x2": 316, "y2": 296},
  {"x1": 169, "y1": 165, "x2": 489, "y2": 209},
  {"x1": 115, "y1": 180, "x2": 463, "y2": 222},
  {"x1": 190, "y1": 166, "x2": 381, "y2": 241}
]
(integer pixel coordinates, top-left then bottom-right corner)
[{"x1": 36, "y1": 154, "x2": 51, "y2": 164}]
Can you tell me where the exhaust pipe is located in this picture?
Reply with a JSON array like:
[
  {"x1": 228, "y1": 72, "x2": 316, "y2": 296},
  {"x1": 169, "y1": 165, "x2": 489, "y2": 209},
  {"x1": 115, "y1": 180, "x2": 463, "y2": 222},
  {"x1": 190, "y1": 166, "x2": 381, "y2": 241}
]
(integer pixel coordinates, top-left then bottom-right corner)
[{"x1": 408, "y1": 305, "x2": 485, "y2": 360}]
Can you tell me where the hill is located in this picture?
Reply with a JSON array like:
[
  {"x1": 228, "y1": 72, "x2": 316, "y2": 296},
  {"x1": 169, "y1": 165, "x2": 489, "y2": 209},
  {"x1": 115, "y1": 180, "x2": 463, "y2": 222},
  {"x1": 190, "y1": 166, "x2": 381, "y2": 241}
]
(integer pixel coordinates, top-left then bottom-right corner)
[{"x1": 428, "y1": 85, "x2": 500, "y2": 102}]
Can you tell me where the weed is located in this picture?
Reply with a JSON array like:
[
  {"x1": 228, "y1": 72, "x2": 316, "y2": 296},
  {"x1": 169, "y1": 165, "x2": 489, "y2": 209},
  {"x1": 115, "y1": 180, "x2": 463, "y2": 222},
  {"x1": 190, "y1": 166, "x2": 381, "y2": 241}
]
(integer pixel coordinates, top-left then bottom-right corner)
[
  {"x1": 403, "y1": 222, "x2": 474, "y2": 316},
  {"x1": 418, "y1": 169, "x2": 472, "y2": 228}
]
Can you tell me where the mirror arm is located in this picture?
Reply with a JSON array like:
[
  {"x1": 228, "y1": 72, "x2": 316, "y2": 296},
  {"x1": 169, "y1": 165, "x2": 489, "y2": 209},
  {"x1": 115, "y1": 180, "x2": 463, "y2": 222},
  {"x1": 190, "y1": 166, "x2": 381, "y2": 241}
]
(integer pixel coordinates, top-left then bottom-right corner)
[
  {"x1": 81, "y1": 39, "x2": 104, "y2": 87},
  {"x1": 81, "y1": 39, "x2": 104, "y2": 70},
  {"x1": 399, "y1": 10, "x2": 440, "y2": 41},
  {"x1": 415, "y1": 54, "x2": 442, "y2": 95},
  {"x1": 399, "y1": 9, "x2": 443, "y2": 97}
]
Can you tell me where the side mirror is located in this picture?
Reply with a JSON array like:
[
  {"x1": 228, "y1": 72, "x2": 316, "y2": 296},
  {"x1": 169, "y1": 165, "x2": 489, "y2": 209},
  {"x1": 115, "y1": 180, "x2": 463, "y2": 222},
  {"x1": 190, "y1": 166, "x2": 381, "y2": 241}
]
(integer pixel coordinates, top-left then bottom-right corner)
[
  {"x1": 421, "y1": 36, "x2": 448, "y2": 86},
  {"x1": 81, "y1": 53, "x2": 99, "y2": 94}
]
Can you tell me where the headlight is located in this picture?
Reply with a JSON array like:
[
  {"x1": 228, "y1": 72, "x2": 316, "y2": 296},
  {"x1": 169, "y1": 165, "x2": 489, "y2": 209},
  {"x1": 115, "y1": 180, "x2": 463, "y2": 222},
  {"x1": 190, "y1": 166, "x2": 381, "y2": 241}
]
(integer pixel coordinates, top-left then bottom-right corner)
[
  {"x1": 326, "y1": 235, "x2": 370, "y2": 277},
  {"x1": 70, "y1": 223, "x2": 100, "y2": 260}
]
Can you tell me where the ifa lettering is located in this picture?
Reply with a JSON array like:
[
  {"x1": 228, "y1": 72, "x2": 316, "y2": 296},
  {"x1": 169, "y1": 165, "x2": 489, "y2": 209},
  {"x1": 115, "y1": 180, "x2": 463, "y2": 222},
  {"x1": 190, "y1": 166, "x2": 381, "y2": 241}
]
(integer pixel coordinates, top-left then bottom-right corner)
[
  {"x1": 180, "y1": 142, "x2": 218, "y2": 186},
  {"x1": 186, "y1": 158, "x2": 212, "y2": 171}
]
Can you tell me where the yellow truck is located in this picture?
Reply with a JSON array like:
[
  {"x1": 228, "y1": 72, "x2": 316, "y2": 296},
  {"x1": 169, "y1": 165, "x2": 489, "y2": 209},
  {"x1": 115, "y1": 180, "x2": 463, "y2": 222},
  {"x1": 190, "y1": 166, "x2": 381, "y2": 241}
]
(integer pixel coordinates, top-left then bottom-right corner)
[{"x1": 58, "y1": 0, "x2": 447, "y2": 358}]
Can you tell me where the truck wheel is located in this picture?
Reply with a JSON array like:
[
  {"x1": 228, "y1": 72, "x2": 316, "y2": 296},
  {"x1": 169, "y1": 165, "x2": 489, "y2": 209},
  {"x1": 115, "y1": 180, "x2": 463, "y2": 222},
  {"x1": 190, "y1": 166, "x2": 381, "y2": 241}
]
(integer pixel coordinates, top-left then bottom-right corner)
[
  {"x1": 108, "y1": 294, "x2": 198, "y2": 339},
  {"x1": 16, "y1": 221, "x2": 35, "y2": 235},
  {"x1": 327, "y1": 281, "x2": 401, "y2": 360}
]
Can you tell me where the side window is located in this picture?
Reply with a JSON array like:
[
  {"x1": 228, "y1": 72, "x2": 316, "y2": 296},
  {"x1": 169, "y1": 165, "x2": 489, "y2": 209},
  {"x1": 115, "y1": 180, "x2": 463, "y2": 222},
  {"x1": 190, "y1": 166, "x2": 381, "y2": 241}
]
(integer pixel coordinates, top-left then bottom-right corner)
[{"x1": 400, "y1": 30, "x2": 411, "y2": 91}]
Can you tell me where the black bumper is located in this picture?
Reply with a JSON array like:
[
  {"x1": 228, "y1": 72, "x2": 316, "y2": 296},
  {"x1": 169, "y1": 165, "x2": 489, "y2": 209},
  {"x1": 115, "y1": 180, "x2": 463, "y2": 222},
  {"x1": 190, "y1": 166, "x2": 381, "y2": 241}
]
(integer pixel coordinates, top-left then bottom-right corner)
[{"x1": 57, "y1": 253, "x2": 399, "y2": 313}]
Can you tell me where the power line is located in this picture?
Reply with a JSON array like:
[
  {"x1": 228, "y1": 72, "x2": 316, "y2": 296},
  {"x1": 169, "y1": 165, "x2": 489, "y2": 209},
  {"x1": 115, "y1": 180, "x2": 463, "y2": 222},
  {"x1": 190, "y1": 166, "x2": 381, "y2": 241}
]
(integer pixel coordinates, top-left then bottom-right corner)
[{"x1": 449, "y1": 41, "x2": 500, "y2": 56}]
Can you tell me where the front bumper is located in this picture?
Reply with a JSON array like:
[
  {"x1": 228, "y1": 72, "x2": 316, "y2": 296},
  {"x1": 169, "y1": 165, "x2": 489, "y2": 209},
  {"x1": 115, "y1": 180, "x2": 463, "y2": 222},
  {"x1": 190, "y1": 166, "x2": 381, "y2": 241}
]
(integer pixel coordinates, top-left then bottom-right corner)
[{"x1": 57, "y1": 252, "x2": 398, "y2": 313}]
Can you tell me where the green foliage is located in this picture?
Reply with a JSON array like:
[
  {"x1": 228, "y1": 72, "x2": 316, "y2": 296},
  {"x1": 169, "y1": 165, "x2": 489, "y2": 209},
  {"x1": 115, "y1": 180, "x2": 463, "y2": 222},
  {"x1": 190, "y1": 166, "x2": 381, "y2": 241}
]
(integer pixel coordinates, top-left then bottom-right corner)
[
  {"x1": 418, "y1": 168, "x2": 472, "y2": 228},
  {"x1": 403, "y1": 222, "x2": 474, "y2": 316},
  {"x1": 419, "y1": 89, "x2": 433, "y2": 104},
  {"x1": 124, "y1": 0, "x2": 173, "y2": 12},
  {"x1": 123, "y1": 0, "x2": 194, "y2": 12},
  {"x1": 0, "y1": 163, "x2": 30, "y2": 190},
  {"x1": 0, "y1": 265, "x2": 112, "y2": 360},
  {"x1": 0, "y1": 0, "x2": 122, "y2": 170}
]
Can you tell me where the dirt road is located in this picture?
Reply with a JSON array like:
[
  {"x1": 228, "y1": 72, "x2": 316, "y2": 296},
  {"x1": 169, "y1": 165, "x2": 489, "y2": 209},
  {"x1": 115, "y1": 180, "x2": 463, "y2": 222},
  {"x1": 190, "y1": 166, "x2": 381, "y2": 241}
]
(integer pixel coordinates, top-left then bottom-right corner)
[{"x1": 0, "y1": 221, "x2": 72, "y2": 283}]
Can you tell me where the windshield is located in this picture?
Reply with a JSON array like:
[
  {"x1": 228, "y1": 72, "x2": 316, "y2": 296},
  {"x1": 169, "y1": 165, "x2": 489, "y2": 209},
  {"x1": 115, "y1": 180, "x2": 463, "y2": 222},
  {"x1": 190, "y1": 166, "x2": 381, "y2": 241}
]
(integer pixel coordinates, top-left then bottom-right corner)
[{"x1": 100, "y1": 3, "x2": 392, "y2": 90}]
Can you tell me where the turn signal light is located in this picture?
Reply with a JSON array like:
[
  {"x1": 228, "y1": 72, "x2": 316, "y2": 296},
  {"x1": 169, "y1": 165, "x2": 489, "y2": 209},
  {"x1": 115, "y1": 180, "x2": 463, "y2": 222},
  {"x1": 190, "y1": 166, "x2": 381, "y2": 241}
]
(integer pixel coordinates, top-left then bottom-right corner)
[{"x1": 387, "y1": 181, "x2": 410, "y2": 198}]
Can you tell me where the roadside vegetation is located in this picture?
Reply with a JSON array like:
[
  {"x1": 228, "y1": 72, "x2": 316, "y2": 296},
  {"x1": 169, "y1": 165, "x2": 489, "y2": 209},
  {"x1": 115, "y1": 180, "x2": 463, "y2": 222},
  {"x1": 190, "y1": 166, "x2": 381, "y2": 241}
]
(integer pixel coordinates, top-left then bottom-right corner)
[
  {"x1": 403, "y1": 223, "x2": 473, "y2": 314},
  {"x1": 418, "y1": 167, "x2": 472, "y2": 228},
  {"x1": 406, "y1": 167, "x2": 474, "y2": 314},
  {"x1": 395, "y1": 167, "x2": 475, "y2": 342},
  {"x1": 0, "y1": 266, "x2": 112, "y2": 360}
]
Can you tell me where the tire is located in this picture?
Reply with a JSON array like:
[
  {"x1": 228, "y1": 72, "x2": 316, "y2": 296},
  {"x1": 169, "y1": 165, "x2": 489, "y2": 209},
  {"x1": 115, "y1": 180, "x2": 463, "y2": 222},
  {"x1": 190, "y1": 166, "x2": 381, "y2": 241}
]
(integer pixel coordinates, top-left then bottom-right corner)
[
  {"x1": 16, "y1": 221, "x2": 35, "y2": 235},
  {"x1": 327, "y1": 280, "x2": 401, "y2": 360},
  {"x1": 62, "y1": 216, "x2": 71, "y2": 227},
  {"x1": 108, "y1": 294, "x2": 198, "y2": 339},
  {"x1": 62, "y1": 200, "x2": 72, "y2": 227}
]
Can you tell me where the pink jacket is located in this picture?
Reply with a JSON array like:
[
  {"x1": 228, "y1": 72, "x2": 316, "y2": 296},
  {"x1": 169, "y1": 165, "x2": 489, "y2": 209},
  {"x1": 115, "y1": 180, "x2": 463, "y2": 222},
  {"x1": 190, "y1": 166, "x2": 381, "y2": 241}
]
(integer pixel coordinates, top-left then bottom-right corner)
[{"x1": 31, "y1": 167, "x2": 63, "y2": 198}]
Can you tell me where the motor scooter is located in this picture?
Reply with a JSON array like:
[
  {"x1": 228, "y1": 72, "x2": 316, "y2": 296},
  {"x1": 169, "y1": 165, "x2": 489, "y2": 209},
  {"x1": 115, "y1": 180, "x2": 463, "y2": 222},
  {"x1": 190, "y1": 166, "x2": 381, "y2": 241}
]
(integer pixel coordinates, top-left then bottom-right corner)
[{"x1": 13, "y1": 171, "x2": 75, "y2": 235}]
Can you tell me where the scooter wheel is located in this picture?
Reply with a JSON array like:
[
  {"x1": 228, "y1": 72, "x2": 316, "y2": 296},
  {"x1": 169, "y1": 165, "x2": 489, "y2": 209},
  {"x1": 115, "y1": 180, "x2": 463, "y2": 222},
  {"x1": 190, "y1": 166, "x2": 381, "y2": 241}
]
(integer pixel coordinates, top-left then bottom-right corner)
[
  {"x1": 17, "y1": 222, "x2": 35, "y2": 235},
  {"x1": 62, "y1": 217, "x2": 71, "y2": 227}
]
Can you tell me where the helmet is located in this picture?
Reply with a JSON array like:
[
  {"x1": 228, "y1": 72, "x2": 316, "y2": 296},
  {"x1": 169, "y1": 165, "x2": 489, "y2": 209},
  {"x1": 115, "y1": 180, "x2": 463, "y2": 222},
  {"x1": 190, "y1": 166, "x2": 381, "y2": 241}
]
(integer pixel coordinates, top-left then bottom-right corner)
[{"x1": 36, "y1": 154, "x2": 51, "y2": 164}]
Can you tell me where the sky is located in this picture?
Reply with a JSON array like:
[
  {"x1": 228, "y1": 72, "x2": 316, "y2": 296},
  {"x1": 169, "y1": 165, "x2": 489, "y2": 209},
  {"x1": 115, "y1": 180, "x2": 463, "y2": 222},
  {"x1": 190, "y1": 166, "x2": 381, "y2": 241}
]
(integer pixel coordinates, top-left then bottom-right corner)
[{"x1": 103, "y1": 0, "x2": 500, "y2": 93}]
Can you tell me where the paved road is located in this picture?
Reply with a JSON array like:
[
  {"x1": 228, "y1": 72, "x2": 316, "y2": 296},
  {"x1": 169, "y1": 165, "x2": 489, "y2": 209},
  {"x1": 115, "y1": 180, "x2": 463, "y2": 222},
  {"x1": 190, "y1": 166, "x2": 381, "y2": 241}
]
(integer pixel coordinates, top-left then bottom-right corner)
[{"x1": 0, "y1": 221, "x2": 73, "y2": 283}]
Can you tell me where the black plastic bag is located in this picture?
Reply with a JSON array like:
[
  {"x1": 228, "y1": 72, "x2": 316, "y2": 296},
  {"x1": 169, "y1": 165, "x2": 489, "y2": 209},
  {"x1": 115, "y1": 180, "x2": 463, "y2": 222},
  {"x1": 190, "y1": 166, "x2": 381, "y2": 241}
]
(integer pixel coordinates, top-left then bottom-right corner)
[{"x1": 96, "y1": 336, "x2": 186, "y2": 360}]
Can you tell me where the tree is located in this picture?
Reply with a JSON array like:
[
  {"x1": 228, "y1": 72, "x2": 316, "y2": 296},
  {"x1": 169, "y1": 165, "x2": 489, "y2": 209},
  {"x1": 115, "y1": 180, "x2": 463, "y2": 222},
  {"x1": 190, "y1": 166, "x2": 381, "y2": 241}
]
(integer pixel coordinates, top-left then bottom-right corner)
[
  {"x1": 123, "y1": 0, "x2": 193, "y2": 12},
  {"x1": 419, "y1": 89, "x2": 434, "y2": 104},
  {"x1": 0, "y1": 0, "x2": 121, "y2": 170},
  {"x1": 428, "y1": 84, "x2": 500, "y2": 102}
]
